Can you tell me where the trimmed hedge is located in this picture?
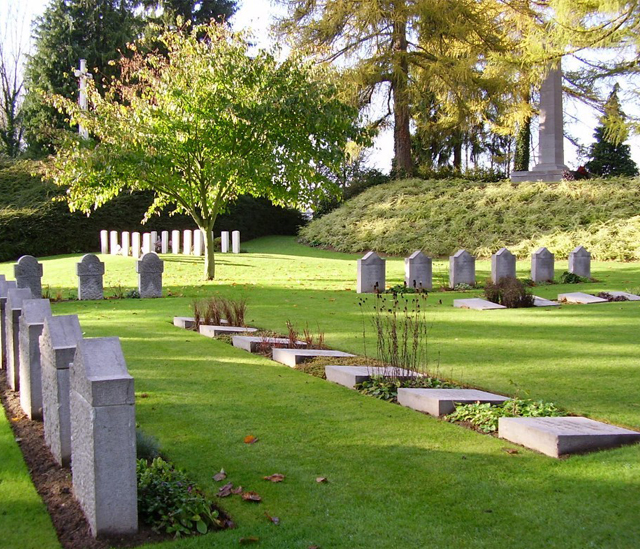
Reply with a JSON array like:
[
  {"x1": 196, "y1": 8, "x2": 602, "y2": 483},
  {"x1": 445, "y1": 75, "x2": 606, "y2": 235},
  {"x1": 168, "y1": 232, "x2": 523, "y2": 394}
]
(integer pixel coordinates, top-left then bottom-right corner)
[
  {"x1": 0, "y1": 160, "x2": 304, "y2": 262},
  {"x1": 299, "y1": 176, "x2": 640, "y2": 260}
]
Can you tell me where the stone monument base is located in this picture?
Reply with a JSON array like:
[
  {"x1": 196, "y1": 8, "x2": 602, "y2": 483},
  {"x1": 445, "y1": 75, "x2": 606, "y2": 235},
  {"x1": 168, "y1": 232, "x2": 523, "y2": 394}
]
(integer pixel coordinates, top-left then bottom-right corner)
[{"x1": 511, "y1": 168, "x2": 566, "y2": 183}]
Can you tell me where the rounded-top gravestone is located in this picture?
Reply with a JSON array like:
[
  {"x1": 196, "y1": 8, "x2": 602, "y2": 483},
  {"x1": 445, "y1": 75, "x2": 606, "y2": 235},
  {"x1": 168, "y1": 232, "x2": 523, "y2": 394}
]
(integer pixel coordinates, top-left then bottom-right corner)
[
  {"x1": 14, "y1": 255, "x2": 43, "y2": 298},
  {"x1": 77, "y1": 254, "x2": 105, "y2": 300},
  {"x1": 137, "y1": 252, "x2": 164, "y2": 298}
]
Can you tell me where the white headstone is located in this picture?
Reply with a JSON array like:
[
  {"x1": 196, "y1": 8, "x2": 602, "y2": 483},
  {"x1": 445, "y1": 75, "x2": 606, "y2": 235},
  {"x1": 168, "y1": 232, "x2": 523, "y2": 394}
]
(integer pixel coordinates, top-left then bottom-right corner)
[
  {"x1": 449, "y1": 249, "x2": 475, "y2": 288},
  {"x1": 193, "y1": 229, "x2": 203, "y2": 256},
  {"x1": 137, "y1": 252, "x2": 164, "y2": 298},
  {"x1": 142, "y1": 233, "x2": 151, "y2": 254},
  {"x1": 357, "y1": 251, "x2": 385, "y2": 293},
  {"x1": 77, "y1": 254, "x2": 105, "y2": 300},
  {"x1": 404, "y1": 251, "x2": 432, "y2": 291},
  {"x1": 0, "y1": 278, "x2": 17, "y2": 370},
  {"x1": 569, "y1": 246, "x2": 591, "y2": 279},
  {"x1": 109, "y1": 231, "x2": 119, "y2": 255},
  {"x1": 491, "y1": 248, "x2": 516, "y2": 283},
  {"x1": 221, "y1": 231, "x2": 230, "y2": 253},
  {"x1": 131, "y1": 232, "x2": 141, "y2": 259},
  {"x1": 183, "y1": 230, "x2": 192, "y2": 255},
  {"x1": 100, "y1": 230, "x2": 109, "y2": 254},
  {"x1": 531, "y1": 247, "x2": 554, "y2": 283},
  {"x1": 232, "y1": 230, "x2": 240, "y2": 254},
  {"x1": 5, "y1": 287, "x2": 32, "y2": 390},
  {"x1": 161, "y1": 231, "x2": 169, "y2": 254},
  {"x1": 171, "y1": 230, "x2": 180, "y2": 254},
  {"x1": 121, "y1": 232, "x2": 130, "y2": 257},
  {"x1": 14, "y1": 255, "x2": 43, "y2": 298},
  {"x1": 150, "y1": 231, "x2": 158, "y2": 252}
]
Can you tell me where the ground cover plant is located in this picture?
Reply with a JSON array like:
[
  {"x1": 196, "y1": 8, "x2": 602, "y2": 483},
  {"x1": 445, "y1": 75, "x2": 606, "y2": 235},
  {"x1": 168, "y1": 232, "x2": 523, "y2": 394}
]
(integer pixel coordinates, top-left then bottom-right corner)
[
  {"x1": 299, "y1": 176, "x2": 640, "y2": 260},
  {"x1": 484, "y1": 277, "x2": 535, "y2": 308},
  {"x1": 2, "y1": 236, "x2": 640, "y2": 548}
]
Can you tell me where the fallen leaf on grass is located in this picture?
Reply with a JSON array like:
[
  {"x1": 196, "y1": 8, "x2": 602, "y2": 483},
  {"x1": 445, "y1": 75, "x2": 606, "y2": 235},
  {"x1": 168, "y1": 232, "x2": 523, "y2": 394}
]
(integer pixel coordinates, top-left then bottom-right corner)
[
  {"x1": 217, "y1": 482, "x2": 234, "y2": 498},
  {"x1": 263, "y1": 474, "x2": 285, "y2": 483},
  {"x1": 265, "y1": 512, "x2": 280, "y2": 525},
  {"x1": 213, "y1": 469, "x2": 227, "y2": 482},
  {"x1": 316, "y1": 477, "x2": 328, "y2": 483},
  {"x1": 239, "y1": 536, "x2": 260, "y2": 544},
  {"x1": 242, "y1": 491, "x2": 262, "y2": 502},
  {"x1": 502, "y1": 448, "x2": 519, "y2": 455},
  {"x1": 231, "y1": 486, "x2": 243, "y2": 494},
  {"x1": 244, "y1": 435, "x2": 258, "y2": 444}
]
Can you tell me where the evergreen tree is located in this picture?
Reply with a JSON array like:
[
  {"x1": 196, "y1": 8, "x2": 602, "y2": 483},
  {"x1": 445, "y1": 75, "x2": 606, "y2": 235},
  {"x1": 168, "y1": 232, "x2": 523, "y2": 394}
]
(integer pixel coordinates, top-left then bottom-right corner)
[
  {"x1": 142, "y1": 0, "x2": 236, "y2": 25},
  {"x1": 585, "y1": 84, "x2": 638, "y2": 178}
]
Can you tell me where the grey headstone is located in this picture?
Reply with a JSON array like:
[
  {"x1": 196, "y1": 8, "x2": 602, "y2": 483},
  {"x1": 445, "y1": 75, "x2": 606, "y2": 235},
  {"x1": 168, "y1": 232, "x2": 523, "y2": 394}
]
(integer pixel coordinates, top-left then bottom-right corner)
[
  {"x1": 398, "y1": 388, "x2": 510, "y2": 416},
  {"x1": 183, "y1": 230, "x2": 192, "y2": 255},
  {"x1": 405, "y1": 251, "x2": 432, "y2": 291},
  {"x1": 232, "y1": 231, "x2": 240, "y2": 254},
  {"x1": 325, "y1": 365, "x2": 419, "y2": 389},
  {"x1": 18, "y1": 299, "x2": 52, "y2": 420},
  {"x1": 498, "y1": 416, "x2": 640, "y2": 458},
  {"x1": 137, "y1": 252, "x2": 164, "y2": 298},
  {"x1": 5, "y1": 287, "x2": 33, "y2": 390},
  {"x1": 531, "y1": 247, "x2": 554, "y2": 283},
  {"x1": 171, "y1": 230, "x2": 180, "y2": 254},
  {"x1": 14, "y1": 255, "x2": 43, "y2": 298},
  {"x1": 271, "y1": 348, "x2": 355, "y2": 368},
  {"x1": 453, "y1": 298, "x2": 506, "y2": 311},
  {"x1": 161, "y1": 231, "x2": 169, "y2": 254},
  {"x1": 491, "y1": 248, "x2": 516, "y2": 283},
  {"x1": 100, "y1": 230, "x2": 109, "y2": 254},
  {"x1": 221, "y1": 231, "x2": 229, "y2": 253},
  {"x1": 41, "y1": 314, "x2": 83, "y2": 466},
  {"x1": 76, "y1": 254, "x2": 105, "y2": 301},
  {"x1": 357, "y1": 251, "x2": 385, "y2": 293},
  {"x1": 0, "y1": 278, "x2": 17, "y2": 369},
  {"x1": 70, "y1": 337, "x2": 137, "y2": 536},
  {"x1": 121, "y1": 232, "x2": 130, "y2": 257},
  {"x1": 449, "y1": 250, "x2": 475, "y2": 288},
  {"x1": 569, "y1": 246, "x2": 591, "y2": 279},
  {"x1": 131, "y1": 232, "x2": 141, "y2": 259}
]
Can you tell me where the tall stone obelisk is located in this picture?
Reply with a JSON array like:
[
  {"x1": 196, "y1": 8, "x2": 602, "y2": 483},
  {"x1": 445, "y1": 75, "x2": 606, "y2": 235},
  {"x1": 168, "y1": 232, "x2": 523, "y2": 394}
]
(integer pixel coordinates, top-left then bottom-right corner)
[{"x1": 512, "y1": 63, "x2": 568, "y2": 182}]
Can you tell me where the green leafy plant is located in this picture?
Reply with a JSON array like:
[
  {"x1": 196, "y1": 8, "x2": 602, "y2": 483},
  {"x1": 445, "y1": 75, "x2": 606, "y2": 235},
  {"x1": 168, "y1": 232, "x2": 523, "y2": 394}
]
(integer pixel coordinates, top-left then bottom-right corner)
[
  {"x1": 357, "y1": 375, "x2": 457, "y2": 402},
  {"x1": 453, "y1": 283, "x2": 474, "y2": 291},
  {"x1": 125, "y1": 289, "x2": 140, "y2": 299},
  {"x1": 560, "y1": 271, "x2": 588, "y2": 284},
  {"x1": 484, "y1": 277, "x2": 534, "y2": 308},
  {"x1": 137, "y1": 457, "x2": 222, "y2": 538}
]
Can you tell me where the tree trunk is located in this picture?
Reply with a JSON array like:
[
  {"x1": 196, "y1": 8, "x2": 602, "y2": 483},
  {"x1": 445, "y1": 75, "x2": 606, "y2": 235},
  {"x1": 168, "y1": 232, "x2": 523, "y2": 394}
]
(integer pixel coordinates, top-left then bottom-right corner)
[
  {"x1": 514, "y1": 89, "x2": 531, "y2": 172},
  {"x1": 391, "y1": 18, "x2": 414, "y2": 178},
  {"x1": 453, "y1": 132, "x2": 463, "y2": 171},
  {"x1": 203, "y1": 225, "x2": 216, "y2": 280}
]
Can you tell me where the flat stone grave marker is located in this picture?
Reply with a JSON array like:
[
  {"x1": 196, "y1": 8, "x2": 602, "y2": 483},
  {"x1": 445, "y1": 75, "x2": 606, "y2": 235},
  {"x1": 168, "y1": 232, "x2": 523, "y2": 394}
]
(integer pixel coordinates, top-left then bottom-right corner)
[
  {"x1": 357, "y1": 251, "x2": 385, "y2": 294},
  {"x1": 6, "y1": 287, "x2": 33, "y2": 390},
  {"x1": 532, "y1": 296, "x2": 560, "y2": 307},
  {"x1": 558, "y1": 292, "x2": 608, "y2": 304},
  {"x1": 454, "y1": 298, "x2": 506, "y2": 310},
  {"x1": 325, "y1": 365, "x2": 419, "y2": 390},
  {"x1": 137, "y1": 253, "x2": 163, "y2": 298},
  {"x1": 0, "y1": 278, "x2": 17, "y2": 369},
  {"x1": 173, "y1": 317, "x2": 196, "y2": 329},
  {"x1": 449, "y1": 249, "x2": 475, "y2": 288},
  {"x1": 491, "y1": 248, "x2": 516, "y2": 283},
  {"x1": 569, "y1": 246, "x2": 591, "y2": 278},
  {"x1": 398, "y1": 388, "x2": 510, "y2": 417},
  {"x1": 405, "y1": 251, "x2": 432, "y2": 291},
  {"x1": 40, "y1": 314, "x2": 83, "y2": 466},
  {"x1": 232, "y1": 336, "x2": 307, "y2": 353},
  {"x1": 602, "y1": 291, "x2": 640, "y2": 301},
  {"x1": 531, "y1": 247, "x2": 554, "y2": 283},
  {"x1": 498, "y1": 416, "x2": 640, "y2": 458},
  {"x1": 199, "y1": 325, "x2": 257, "y2": 337},
  {"x1": 19, "y1": 298, "x2": 52, "y2": 420},
  {"x1": 15, "y1": 255, "x2": 43, "y2": 298},
  {"x1": 77, "y1": 254, "x2": 105, "y2": 300},
  {"x1": 272, "y1": 348, "x2": 355, "y2": 368}
]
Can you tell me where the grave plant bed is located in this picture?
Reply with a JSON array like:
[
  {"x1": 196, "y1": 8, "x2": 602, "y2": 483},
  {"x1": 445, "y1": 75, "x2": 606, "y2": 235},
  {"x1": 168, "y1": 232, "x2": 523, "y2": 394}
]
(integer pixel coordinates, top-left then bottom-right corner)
[{"x1": 596, "y1": 292, "x2": 631, "y2": 302}]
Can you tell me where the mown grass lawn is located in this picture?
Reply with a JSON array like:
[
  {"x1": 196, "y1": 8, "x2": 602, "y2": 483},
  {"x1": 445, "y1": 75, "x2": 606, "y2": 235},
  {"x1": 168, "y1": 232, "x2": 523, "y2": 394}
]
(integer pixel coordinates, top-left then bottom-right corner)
[{"x1": 2, "y1": 236, "x2": 640, "y2": 548}]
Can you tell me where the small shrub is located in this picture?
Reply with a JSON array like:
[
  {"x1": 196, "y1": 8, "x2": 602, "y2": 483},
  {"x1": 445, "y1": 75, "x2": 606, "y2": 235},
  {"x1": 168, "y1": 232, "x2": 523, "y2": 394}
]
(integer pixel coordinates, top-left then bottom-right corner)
[
  {"x1": 560, "y1": 271, "x2": 588, "y2": 284},
  {"x1": 125, "y1": 289, "x2": 141, "y2": 299},
  {"x1": 193, "y1": 296, "x2": 247, "y2": 328},
  {"x1": 137, "y1": 457, "x2": 223, "y2": 538},
  {"x1": 357, "y1": 376, "x2": 457, "y2": 402},
  {"x1": 484, "y1": 277, "x2": 534, "y2": 308},
  {"x1": 384, "y1": 283, "x2": 425, "y2": 295},
  {"x1": 136, "y1": 428, "x2": 161, "y2": 461}
]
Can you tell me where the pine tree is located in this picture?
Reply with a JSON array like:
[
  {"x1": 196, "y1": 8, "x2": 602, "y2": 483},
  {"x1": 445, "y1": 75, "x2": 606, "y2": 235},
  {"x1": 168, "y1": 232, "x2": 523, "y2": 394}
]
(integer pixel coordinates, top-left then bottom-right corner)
[
  {"x1": 585, "y1": 84, "x2": 638, "y2": 178},
  {"x1": 142, "y1": 0, "x2": 236, "y2": 25}
]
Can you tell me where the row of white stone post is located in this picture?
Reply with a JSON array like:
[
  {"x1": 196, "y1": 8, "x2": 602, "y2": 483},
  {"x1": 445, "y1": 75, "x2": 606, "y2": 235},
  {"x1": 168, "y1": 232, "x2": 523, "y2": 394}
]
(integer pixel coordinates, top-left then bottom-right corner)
[
  {"x1": 357, "y1": 246, "x2": 592, "y2": 293},
  {"x1": 0, "y1": 273, "x2": 137, "y2": 537},
  {"x1": 100, "y1": 229, "x2": 241, "y2": 257}
]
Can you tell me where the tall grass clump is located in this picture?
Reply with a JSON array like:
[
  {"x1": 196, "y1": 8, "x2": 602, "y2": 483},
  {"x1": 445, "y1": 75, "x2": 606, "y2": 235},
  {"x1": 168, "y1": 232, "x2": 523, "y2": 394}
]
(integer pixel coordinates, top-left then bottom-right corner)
[{"x1": 193, "y1": 296, "x2": 247, "y2": 328}]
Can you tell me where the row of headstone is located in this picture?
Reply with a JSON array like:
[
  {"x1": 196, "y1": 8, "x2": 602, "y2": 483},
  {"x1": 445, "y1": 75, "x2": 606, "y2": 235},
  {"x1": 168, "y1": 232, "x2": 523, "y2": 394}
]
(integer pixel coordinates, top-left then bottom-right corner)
[
  {"x1": 100, "y1": 229, "x2": 241, "y2": 257},
  {"x1": 0, "y1": 276, "x2": 137, "y2": 537},
  {"x1": 357, "y1": 246, "x2": 592, "y2": 293}
]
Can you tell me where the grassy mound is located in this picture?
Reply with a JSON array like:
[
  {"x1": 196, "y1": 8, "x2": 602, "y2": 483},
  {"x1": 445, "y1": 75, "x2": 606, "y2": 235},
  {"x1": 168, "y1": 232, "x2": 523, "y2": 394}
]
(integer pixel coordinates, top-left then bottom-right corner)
[{"x1": 299, "y1": 177, "x2": 640, "y2": 260}]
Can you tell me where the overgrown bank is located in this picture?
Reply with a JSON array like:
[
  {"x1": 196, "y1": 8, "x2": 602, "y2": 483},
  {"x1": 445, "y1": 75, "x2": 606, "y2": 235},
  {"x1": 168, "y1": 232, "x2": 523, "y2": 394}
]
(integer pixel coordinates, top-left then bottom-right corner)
[{"x1": 299, "y1": 177, "x2": 640, "y2": 260}]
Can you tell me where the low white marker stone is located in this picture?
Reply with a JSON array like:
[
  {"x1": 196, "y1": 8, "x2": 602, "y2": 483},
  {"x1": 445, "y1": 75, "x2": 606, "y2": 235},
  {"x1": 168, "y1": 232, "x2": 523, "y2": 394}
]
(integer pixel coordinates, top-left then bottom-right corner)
[
  {"x1": 171, "y1": 230, "x2": 180, "y2": 254},
  {"x1": 325, "y1": 365, "x2": 419, "y2": 390},
  {"x1": 6, "y1": 287, "x2": 32, "y2": 390},
  {"x1": 449, "y1": 249, "x2": 475, "y2": 288},
  {"x1": 142, "y1": 233, "x2": 151, "y2": 254},
  {"x1": 150, "y1": 231, "x2": 158, "y2": 252},
  {"x1": 0, "y1": 278, "x2": 17, "y2": 369},
  {"x1": 77, "y1": 254, "x2": 105, "y2": 301},
  {"x1": 70, "y1": 337, "x2": 137, "y2": 536},
  {"x1": 109, "y1": 231, "x2": 119, "y2": 255},
  {"x1": 491, "y1": 248, "x2": 516, "y2": 283},
  {"x1": 357, "y1": 251, "x2": 385, "y2": 293},
  {"x1": 605, "y1": 291, "x2": 640, "y2": 301},
  {"x1": 15, "y1": 255, "x2": 43, "y2": 298},
  {"x1": 199, "y1": 325, "x2": 257, "y2": 337},
  {"x1": 405, "y1": 251, "x2": 432, "y2": 290},
  {"x1": 121, "y1": 232, "x2": 130, "y2": 257},
  {"x1": 558, "y1": 292, "x2": 608, "y2": 304},
  {"x1": 453, "y1": 298, "x2": 506, "y2": 310},
  {"x1": 569, "y1": 246, "x2": 591, "y2": 278},
  {"x1": 100, "y1": 230, "x2": 109, "y2": 254},
  {"x1": 137, "y1": 253, "x2": 163, "y2": 298},
  {"x1": 531, "y1": 247, "x2": 554, "y2": 283},
  {"x1": 498, "y1": 416, "x2": 640, "y2": 458},
  {"x1": 19, "y1": 299, "x2": 52, "y2": 419},
  {"x1": 532, "y1": 296, "x2": 560, "y2": 307},
  {"x1": 193, "y1": 229, "x2": 203, "y2": 256},
  {"x1": 183, "y1": 230, "x2": 192, "y2": 255},
  {"x1": 232, "y1": 336, "x2": 306, "y2": 353},
  {"x1": 232, "y1": 230, "x2": 240, "y2": 254},
  {"x1": 398, "y1": 388, "x2": 510, "y2": 417},
  {"x1": 40, "y1": 314, "x2": 83, "y2": 466},
  {"x1": 173, "y1": 317, "x2": 196, "y2": 329},
  {"x1": 161, "y1": 231, "x2": 169, "y2": 254},
  {"x1": 131, "y1": 232, "x2": 141, "y2": 259},
  {"x1": 272, "y1": 348, "x2": 355, "y2": 368},
  {"x1": 221, "y1": 231, "x2": 230, "y2": 253}
]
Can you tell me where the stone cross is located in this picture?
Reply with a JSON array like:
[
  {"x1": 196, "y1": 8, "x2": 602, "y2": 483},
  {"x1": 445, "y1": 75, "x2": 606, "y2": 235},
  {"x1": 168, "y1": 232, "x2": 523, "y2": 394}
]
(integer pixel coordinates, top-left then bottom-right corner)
[
  {"x1": 137, "y1": 252, "x2": 164, "y2": 298},
  {"x1": 0, "y1": 277, "x2": 17, "y2": 369},
  {"x1": 5, "y1": 287, "x2": 33, "y2": 390},
  {"x1": 491, "y1": 248, "x2": 516, "y2": 283},
  {"x1": 74, "y1": 59, "x2": 92, "y2": 139},
  {"x1": 40, "y1": 314, "x2": 83, "y2": 467},
  {"x1": 14, "y1": 255, "x2": 43, "y2": 298},
  {"x1": 531, "y1": 247, "x2": 555, "y2": 283},
  {"x1": 70, "y1": 337, "x2": 137, "y2": 536},
  {"x1": 357, "y1": 251, "x2": 385, "y2": 293},
  {"x1": 19, "y1": 298, "x2": 52, "y2": 420},
  {"x1": 221, "y1": 231, "x2": 230, "y2": 253},
  {"x1": 569, "y1": 246, "x2": 591, "y2": 278},
  {"x1": 405, "y1": 251, "x2": 432, "y2": 291},
  {"x1": 77, "y1": 254, "x2": 105, "y2": 300},
  {"x1": 449, "y1": 249, "x2": 476, "y2": 288},
  {"x1": 232, "y1": 231, "x2": 241, "y2": 254},
  {"x1": 171, "y1": 230, "x2": 180, "y2": 254}
]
